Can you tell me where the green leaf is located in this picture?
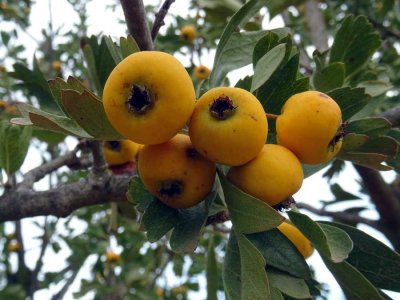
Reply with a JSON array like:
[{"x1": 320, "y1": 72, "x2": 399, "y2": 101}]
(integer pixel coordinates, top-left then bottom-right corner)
[
  {"x1": 345, "y1": 117, "x2": 392, "y2": 136},
  {"x1": 210, "y1": 0, "x2": 269, "y2": 86},
  {"x1": 221, "y1": 175, "x2": 284, "y2": 234},
  {"x1": 82, "y1": 41, "x2": 102, "y2": 96},
  {"x1": 312, "y1": 60, "x2": 345, "y2": 92},
  {"x1": 320, "y1": 221, "x2": 400, "y2": 292},
  {"x1": 48, "y1": 76, "x2": 88, "y2": 117},
  {"x1": 126, "y1": 175, "x2": 154, "y2": 212},
  {"x1": 207, "y1": 237, "x2": 219, "y2": 300},
  {"x1": 247, "y1": 229, "x2": 312, "y2": 279},
  {"x1": 358, "y1": 80, "x2": 392, "y2": 97},
  {"x1": 330, "y1": 183, "x2": 359, "y2": 201},
  {"x1": 60, "y1": 89, "x2": 122, "y2": 140},
  {"x1": 253, "y1": 31, "x2": 281, "y2": 66},
  {"x1": 251, "y1": 43, "x2": 287, "y2": 92},
  {"x1": 141, "y1": 199, "x2": 177, "y2": 242},
  {"x1": 288, "y1": 212, "x2": 353, "y2": 263},
  {"x1": 169, "y1": 197, "x2": 211, "y2": 254},
  {"x1": 330, "y1": 15, "x2": 381, "y2": 78},
  {"x1": 236, "y1": 231, "x2": 270, "y2": 300},
  {"x1": 11, "y1": 103, "x2": 92, "y2": 138},
  {"x1": 0, "y1": 121, "x2": 31, "y2": 175},
  {"x1": 12, "y1": 58, "x2": 62, "y2": 114},
  {"x1": 268, "y1": 270, "x2": 310, "y2": 299},
  {"x1": 211, "y1": 30, "x2": 267, "y2": 87},
  {"x1": 120, "y1": 35, "x2": 140, "y2": 58},
  {"x1": 104, "y1": 35, "x2": 123, "y2": 64},
  {"x1": 322, "y1": 257, "x2": 385, "y2": 300},
  {"x1": 223, "y1": 232, "x2": 242, "y2": 300},
  {"x1": 327, "y1": 87, "x2": 370, "y2": 121}
]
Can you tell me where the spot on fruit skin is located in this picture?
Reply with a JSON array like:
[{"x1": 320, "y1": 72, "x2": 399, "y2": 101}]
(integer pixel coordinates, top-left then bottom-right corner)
[{"x1": 158, "y1": 180, "x2": 184, "y2": 199}]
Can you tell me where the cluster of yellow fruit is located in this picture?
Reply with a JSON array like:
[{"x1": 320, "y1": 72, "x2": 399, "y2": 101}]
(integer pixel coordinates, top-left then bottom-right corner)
[{"x1": 102, "y1": 51, "x2": 342, "y2": 259}]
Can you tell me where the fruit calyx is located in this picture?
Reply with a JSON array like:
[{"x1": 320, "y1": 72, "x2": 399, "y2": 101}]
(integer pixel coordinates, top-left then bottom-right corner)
[
  {"x1": 126, "y1": 84, "x2": 153, "y2": 115},
  {"x1": 158, "y1": 180, "x2": 184, "y2": 198},
  {"x1": 209, "y1": 96, "x2": 237, "y2": 120},
  {"x1": 328, "y1": 122, "x2": 347, "y2": 151},
  {"x1": 106, "y1": 140, "x2": 121, "y2": 151}
]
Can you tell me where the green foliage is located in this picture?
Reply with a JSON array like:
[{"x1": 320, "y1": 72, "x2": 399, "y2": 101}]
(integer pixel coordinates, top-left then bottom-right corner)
[{"x1": 1, "y1": 1, "x2": 400, "y2": 299}]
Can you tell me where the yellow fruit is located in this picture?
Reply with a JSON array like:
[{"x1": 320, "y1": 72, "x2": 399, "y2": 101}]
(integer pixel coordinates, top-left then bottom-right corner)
[
  {"x1": 171, "y1": 285, "x2": 188, "y2": 295},
  {"x1": 193, "y1": 65, "x2": 211, "y2": 81},
  {"x1": 180, "y1": 25, "x2": 197, "y2": 42},
  {"x1": 278, "y1": 222, "x2": 314, "y2": 259},
  {"x1": 105, "y1": 251, "x2": 120, "y2": 263},
  {"x1": 276, "y1": 91, "x2": 343, "y2": 164},
  {"x1": 138, "y1": 134, "x2": 216, "y2": 209},
  {"x1": 52, "y1": 60, "x2": 62, "y2": 72},
  {"x1": 155, "y1": 287, "x2": 164, "y2": 297},
  {"x1": 103, "y1": 51, "x2": 196, "y2": 145},
  {"x1": 103, "y1": 140, "x2": 141, "y2": 166},
  {"x1": 227, "y1": 144, "x2": 303, "y2": 206},
  {"x1": 0, "y1": 100, "x2": 6, "y2": 112},
  {"x1": 189, "y1": 87, "x2": 268, "y2": 166},
  {"x1": 7, "y1": 241, "x2": 20, "y2": 253}
]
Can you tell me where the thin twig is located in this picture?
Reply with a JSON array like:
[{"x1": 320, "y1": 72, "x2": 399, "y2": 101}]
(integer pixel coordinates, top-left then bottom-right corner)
[
  {"x1": 149, "y1": 250, "x2": 175, "y2": 289},
  {"x1": 17, "y1": 148, "x2": 79, "y2": 191},
  {"x1": 51, "y1": 265, "x2": 81, "y2": 300},
  {"x1": 151, "y1": 0, "x2": 175, "y2": 40},
  {"x1": 120, "y1": 0, "x2": 153, "y2": 51},
  {"x1": 296, "y1": 202, "x2": 379, "y2": 229}
]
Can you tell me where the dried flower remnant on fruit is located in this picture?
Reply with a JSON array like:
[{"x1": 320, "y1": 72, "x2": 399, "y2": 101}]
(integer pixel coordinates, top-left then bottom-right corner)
[
  {"x1": 106, "y1": 141, "x2": 122, "y2": 151},
  {"x1": 158, "y1": 180, "x2": 184, "y2": 199},
  {"x1": 186, "y1": 147, "x2": 198, "y2": 158},
  {"x1": 209, "y1": 96, "x2": 237, "y2": 120},
  {"x1": 126, "y1": 84, "x2": 153, "y2": 115},
  {"x1": 328, "y1": 122, "x2": 347, "y2": 152}
]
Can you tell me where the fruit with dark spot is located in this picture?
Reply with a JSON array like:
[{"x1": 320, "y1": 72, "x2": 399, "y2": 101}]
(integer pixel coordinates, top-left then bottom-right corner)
[
  {"x1": 193, "y1": 65, "x2": 210, "y2": 81},
  {"x1": 180, "y1": 25, "x2": 197, "y2": 42},
  {"x1": 103, "y1": 140, "x2": 141, "y2": 166},
  {"x1": 103, "y1": 51, "x2": 196, "y2": 145},
  {"x1": 138, "y1": 134, "x2": 216, "y2": 208},
  {"x1": 189, "y1": 87, "x2": 267, "y2": 166},
  {"x1": 276, "y1": 91, "x2": 343, "y2": 164}
]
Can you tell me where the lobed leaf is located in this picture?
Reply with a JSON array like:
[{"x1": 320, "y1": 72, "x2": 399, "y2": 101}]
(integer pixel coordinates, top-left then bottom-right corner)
[
  {"x1": 288, "y1": 211, "x2": 353, "y2": 263},
  {"x1": 221, "y1": 175, "x2": 284, "y2": 234}
]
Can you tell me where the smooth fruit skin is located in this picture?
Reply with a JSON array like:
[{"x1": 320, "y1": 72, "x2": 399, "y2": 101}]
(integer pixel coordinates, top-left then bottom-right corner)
[
  {"x1": 103, "y1": 140, "x2": 141, "y2": 166},
  {"x1": 193, "y1": 65, "x2": 210, "y2": 81},
  {"x1": 103, "y1": 51, "x2": 196, "y2": 145},
  {"x1": 105, "y1": 251, "x2": 121, "y2": 263},
  {"x1": 138, "y1": 134, "x2": 216, "y2": 209},
  {"x1": 189, "y1": 87, "x2": 268, "y2": 166},
  {"x1": 227, "y1": 144, "x2": 303, "y2": 206},
  {"x1": 276, "y1": 91, "x2": 343, "y2": 165},
  {"x1": 278, "y1": 222, "x2": 314, "y2": 259},
  {"x1": 180, "y1": 25, "x2": 197, "y2": 42}
]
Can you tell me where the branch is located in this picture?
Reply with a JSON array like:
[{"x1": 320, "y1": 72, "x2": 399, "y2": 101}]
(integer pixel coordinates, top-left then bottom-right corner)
[
  {"x1": 0, "y1": 174, "x2": 131, "y2": 222},
  {"x1": 151, "y1": 0, "x2": 175, "y2": 40},
  {"x1": 303, "y1": 0, "x2": 329, "y2": 51},
  {"x1": 51, "y1": 265, "x2": 81, "y2": 300},
  {"x1": 296, "y1": 202, "x2": 379, "y2": 228},
  {"x1": 354, "y1": 165, "x2": 400, "y2": 251},
  {"x1": 120, "y1": 0, "x2": 153, "y2": 51},
  {"x1": 17, "y1": 148, "x2": 79, "y2": 191}
]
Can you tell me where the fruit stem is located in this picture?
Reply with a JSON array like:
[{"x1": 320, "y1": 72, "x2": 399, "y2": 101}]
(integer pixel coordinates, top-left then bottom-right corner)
[{"x1": 265, "y1": 113, "x2": 279, "y2": 120}]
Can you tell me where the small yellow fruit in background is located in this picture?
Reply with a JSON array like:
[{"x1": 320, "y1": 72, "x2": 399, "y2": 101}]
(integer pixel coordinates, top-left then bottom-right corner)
[
  {"x1": 180, "y1": 25, "x2": 197, "y2": 42},
  {"x1": 138, "y1": 134, "x2": 216, "y2": 209},
  {"x1": 189, "y1": 87, "x2": 268, "y2": 166},
  {"x1": 52, "y1": 60, "x2": 62, "y2": 73},
  {"x1": 278, "y1": 222, "x2": 314, "y2": 259},
  {"x1": 276, "y1": 91, "x2": 343, "y2": 165},
  {"x1": 103, "y1": 51, "x2": 196, "y2": 145},
  {"x1": 193, "y1": 65, "x2": 211, "y2": 81},
  {"x1": 227, "y1": 144, "x2": 303, "y2": 206},
  {"x1": 103, "y1": 140, "x2": 141, "y2": 166},
  {"x1": 7, "y1": 241, "x2": 21, "y2": 253},
  {"x1": 155, "y1": 287, "x2": 164, "y2": 297},
  {"x1": 105, "y1": 251, "x2": 120, "y2": 263}
]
